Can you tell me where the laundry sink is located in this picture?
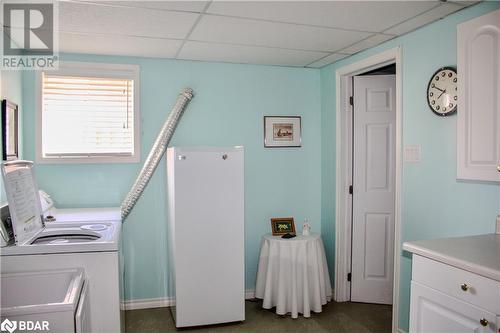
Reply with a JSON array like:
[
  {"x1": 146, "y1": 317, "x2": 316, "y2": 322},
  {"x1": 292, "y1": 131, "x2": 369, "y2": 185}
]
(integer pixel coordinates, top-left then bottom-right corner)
[{"x1": 1, "y1": 268, "x2": 87, "y2": 332}]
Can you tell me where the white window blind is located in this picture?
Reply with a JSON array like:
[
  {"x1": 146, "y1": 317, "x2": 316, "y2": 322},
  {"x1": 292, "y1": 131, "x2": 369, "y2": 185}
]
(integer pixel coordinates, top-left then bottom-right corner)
[{"x1": 42, "y1": 73, "x2": 135, "y2": 158}]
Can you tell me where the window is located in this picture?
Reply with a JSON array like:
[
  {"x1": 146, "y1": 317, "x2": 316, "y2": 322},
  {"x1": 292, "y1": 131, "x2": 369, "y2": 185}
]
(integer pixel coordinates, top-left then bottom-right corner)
[{"x1": 36, "y1": 62, "x2": 140, "y2": 163}]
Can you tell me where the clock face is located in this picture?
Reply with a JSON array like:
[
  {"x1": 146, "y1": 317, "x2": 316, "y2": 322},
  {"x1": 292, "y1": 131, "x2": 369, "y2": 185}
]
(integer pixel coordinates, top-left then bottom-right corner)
[{"x1": 427, "y1": 67, "x2": 457, "y2": 116}]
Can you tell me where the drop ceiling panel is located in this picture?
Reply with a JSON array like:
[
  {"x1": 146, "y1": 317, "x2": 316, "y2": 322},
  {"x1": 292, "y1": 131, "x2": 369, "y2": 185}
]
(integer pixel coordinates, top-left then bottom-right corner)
[
  {"x1": 178, "y1": 41, "x2": 328, "y2": 67},
  {"x1": 307, "y1": 53, "x2": 350, "y2": 68},
  {"x1": 51, "y1": 1, "x2": 479, "y2": 67},
  {"x1": 80, "y1": 1, "x2": 208, "y2": 13},
  {"x1": 384, "y1": 2, "x2": 465, "y2": 36},
  {"x1": 60, "y1": 32, "x2": 182, "y2": 58},
  {"x1": 190, "y1": 15, "x2": 372, "y2": 52},
  {"x1": 59, "y1": 1, "x2": 199, "y2": 39},
  {"x1": 340, "y1": 34, "x2": 395, "y2": 55},
  {"x1": 206, "y1": 1, "x2": 439, "y2": 32}
]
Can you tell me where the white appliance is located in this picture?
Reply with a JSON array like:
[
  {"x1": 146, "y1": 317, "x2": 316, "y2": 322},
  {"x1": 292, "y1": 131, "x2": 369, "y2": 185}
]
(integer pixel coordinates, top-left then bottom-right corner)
[
  {"x1": 38, "y1": 190, "x2": 121, "y2": 224},
  {"x1": 166, "y1": 147, "x2": 245, "y2": 327},
  {"x1": 1, "y1": 268, "x2": 90, "y2": 333},
  {"x1": 0, "y1": 161, "x2": 123, "y2": 333}
]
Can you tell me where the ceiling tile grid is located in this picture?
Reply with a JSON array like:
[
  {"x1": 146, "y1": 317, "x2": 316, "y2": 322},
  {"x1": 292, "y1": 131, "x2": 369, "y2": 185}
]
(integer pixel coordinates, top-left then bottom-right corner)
[
  {"x1": 60, "y1": 1, "x2": 199, "y2": 39},
  {"x1": 83, "y1": 1, "x2": 210, "y2": 13},
  {"x1": 383, "y1": 2, "x2": 465, "y2": 35},
  {"x1": 189, "y1": 15, "x2": 373, "y2": 52},
  {"x1": 59, "y1": 32, "x2": 183, "y2": 58},
  {"x1": 307, "y1": 53, "x2": 351, "y2": 68},
  {"x1": 179, "y1": 40, "x2": 330, "y2": 67},
  {"x1": 339, "y1": 33, "x2": 396, "y2": 55},
  {"x1": 205, "y1": 1, "x2": 441, "y2": 32},
  {"x1": 55, "y1": 0, "x2": 478, "y2": 68}
]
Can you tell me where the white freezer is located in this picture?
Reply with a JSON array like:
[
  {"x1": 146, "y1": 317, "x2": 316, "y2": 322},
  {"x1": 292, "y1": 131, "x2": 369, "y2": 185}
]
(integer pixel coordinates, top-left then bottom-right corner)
[{"x1": 166, "y1": 147, "x2": 245, "y2": 327}]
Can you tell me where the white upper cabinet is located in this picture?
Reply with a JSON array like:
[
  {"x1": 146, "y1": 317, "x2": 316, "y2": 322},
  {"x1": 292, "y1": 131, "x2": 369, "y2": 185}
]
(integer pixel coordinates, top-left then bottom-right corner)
[{"x1": 457, "y1": 9, "x2": 500, "y2": 182}]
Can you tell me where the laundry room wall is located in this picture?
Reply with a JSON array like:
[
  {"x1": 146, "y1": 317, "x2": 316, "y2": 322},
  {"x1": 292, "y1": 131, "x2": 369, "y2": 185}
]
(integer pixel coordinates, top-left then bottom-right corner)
[
  {"x1": 20, "y1": 56, "x2": 322, "y2": 301},
  {"x1": 319, "y1": 2, "x2": 500, "y2": 331}
]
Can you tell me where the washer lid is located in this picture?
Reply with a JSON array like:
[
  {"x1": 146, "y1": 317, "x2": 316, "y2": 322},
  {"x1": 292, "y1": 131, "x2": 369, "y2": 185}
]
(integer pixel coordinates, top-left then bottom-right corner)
[{"x1": 1, "y1": 161, "x2": 44, "y2": 245}]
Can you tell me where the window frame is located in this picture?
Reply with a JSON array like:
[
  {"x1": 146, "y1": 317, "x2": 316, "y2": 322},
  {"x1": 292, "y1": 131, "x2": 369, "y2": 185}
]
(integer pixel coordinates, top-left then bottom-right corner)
[{"x1": 35, "y1": 61, "x2": 141, "y2": 164}]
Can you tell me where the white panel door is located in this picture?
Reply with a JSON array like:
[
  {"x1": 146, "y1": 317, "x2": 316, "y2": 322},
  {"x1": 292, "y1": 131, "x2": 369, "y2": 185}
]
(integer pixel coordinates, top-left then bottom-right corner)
[
  {"x1": 457, "y1": 8, "x2": 500, "y2": 182},
  {"x1": 410, "y1": 282, "x2": 497, "y2": 333},
  {"x1": 351, "y1": 75, "x2": 396, "y2": 304}
]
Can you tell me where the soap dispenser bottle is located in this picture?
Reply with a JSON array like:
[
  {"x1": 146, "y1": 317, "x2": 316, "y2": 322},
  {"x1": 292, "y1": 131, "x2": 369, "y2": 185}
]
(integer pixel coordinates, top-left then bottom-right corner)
[{"x1": 302, "y1": 219, "x2": 311, "y2": 236}]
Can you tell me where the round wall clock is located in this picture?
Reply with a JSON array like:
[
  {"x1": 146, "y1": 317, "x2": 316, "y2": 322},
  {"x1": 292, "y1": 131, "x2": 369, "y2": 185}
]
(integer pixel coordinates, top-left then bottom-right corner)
[{"x1": 427, "y1": 67, "x2": 457, "y2": 116}]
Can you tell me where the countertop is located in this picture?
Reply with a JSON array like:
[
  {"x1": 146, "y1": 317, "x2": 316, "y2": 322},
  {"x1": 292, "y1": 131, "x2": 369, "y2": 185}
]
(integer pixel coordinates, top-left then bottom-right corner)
[{"x1": 402, "y1": 233, "x2": 500, "y2": 281}]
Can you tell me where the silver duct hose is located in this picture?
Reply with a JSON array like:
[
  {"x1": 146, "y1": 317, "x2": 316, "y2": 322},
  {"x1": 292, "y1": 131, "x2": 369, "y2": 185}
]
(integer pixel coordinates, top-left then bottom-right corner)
[{"x1": 121, "y1": 88, "x2": 194, "y2": 220}]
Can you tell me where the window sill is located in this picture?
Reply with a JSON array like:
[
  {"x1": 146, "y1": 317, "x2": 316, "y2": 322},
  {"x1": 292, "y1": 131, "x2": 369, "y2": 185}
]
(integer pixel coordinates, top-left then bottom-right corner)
[{"x1": 35, "y1": 155, "x2": 140, "y2": 164}]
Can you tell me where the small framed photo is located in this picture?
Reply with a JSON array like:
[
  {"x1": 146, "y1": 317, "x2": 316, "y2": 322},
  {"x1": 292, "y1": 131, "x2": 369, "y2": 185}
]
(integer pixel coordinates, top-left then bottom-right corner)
[
  {"x1": 2, "y1": 100, "x2": 19, "y2": 161},
  {"x1": 264, "y1": 116, "x2": 301, "y2": 148},
  {"x1": 271, "y1": 217, "x2": 296, "y2": 236}
]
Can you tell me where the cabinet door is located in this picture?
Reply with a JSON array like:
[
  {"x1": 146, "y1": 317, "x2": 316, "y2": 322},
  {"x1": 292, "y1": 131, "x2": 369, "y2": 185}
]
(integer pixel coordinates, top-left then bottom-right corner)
[
  {"x1": 457, "y1": 9, "x2": 500, "y2": 182},
  {"x1": 410, "y1": 281, "x2": 496, "y2": 333},
  {"x1": 75, "y1": 282, "x2": 91, "y2": 333}
]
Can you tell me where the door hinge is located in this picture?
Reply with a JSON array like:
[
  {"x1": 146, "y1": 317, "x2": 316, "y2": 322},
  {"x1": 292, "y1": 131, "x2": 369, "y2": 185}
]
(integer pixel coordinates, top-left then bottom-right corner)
[
  {"x1": 349, "y1": 96, "x2": 354, "y2": 106},
  {"x1": 347, "y1": 273, "x2": 352, "y2": 282},
  {"x1": 349, "y1": 185, "x2": 353, "y2": 195}
]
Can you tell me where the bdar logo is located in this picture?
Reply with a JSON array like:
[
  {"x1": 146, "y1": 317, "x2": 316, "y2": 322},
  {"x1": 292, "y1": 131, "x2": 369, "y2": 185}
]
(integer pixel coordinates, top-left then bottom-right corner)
[{"x1": 0, "y1": 319, "x2": 17, "y2": 333}]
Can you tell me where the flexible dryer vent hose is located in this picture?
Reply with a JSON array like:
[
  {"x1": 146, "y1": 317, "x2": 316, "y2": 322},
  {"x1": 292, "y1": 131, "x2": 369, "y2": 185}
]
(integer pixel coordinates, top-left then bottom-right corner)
[{"x1": 121, "y1": 88, "x2": 194, "y2": 220}]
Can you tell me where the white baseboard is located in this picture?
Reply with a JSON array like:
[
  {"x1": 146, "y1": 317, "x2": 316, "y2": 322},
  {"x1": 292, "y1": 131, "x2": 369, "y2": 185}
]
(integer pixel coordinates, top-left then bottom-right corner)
[
  {"x1": 245, "y1": 289, "x2": 256, "y2": 299},
  {"x1": 121, "y1": 297, "x2": 174, "y2": 311},
  {"x1": 122, "y1": 289, "x2": 257, "y2": 311}
]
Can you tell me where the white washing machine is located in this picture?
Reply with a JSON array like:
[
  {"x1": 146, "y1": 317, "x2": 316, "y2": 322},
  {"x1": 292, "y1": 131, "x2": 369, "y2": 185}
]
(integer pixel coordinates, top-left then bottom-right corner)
[{"x1": 0, "y1": 161, "x2": 124, "y2": 333}]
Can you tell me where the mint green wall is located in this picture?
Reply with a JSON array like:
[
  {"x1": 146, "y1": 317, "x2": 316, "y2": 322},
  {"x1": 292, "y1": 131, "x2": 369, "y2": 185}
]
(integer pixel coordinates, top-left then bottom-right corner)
[
  {"x1": 21, "y1": 55, "x2": 322, "y2": 300},
  {"x1": 0, "y1": 70, "x2": 24, "y2": 204},
  {"x1": 320, "y1": 2, "x2": 500, "y2": 331},
  {"x1": 320, "y1": 68, "x2": 336, "y2": 282}
]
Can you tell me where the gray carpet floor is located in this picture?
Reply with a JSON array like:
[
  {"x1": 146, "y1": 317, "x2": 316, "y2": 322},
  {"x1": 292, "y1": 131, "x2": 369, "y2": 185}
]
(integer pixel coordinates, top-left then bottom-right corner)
[{"x1": 125, "y1": 300, "x2": 392, "y2": 332}]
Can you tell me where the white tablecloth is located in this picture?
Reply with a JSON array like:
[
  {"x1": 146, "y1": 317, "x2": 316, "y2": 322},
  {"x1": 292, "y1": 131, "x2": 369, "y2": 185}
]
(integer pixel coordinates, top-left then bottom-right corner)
[{"x1": 255, "y1": 233, "x2": 332, "y2": 318}]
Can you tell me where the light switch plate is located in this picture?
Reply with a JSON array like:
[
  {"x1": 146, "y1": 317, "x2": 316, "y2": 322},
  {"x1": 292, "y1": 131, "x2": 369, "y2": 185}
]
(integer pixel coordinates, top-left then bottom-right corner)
[{"x1": 404, "y1": 145, "x2": 421, "y2": 163}]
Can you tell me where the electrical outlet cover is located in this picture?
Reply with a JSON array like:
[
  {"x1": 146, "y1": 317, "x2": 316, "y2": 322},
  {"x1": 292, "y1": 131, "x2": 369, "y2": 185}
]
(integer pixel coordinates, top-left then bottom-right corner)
[{"x1": 404, "y1": 145, "x2": 421, "y2": 163}]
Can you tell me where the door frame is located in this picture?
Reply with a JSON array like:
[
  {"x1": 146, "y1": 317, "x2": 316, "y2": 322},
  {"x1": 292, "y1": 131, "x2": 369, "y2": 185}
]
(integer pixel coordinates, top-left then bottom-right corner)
[{"x1": 334, "y1": 47, "x2": 403, "y2": 333}]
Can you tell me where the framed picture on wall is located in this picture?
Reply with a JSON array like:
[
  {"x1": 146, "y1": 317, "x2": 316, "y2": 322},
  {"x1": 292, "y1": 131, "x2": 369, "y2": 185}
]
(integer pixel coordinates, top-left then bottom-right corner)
[
  {"x1": 264, "y1": 116, "x2": 301, "y2": 147},
  {"x1": 271, "y1": 217, "x2": 296, "y2": 236},
  {"x1": 2, "y1": 99, "x2": 19, "y2": 161}
]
